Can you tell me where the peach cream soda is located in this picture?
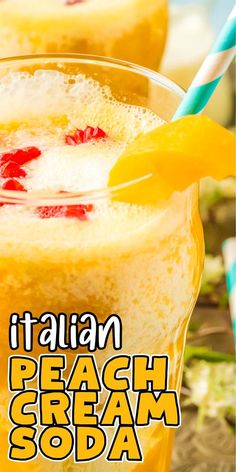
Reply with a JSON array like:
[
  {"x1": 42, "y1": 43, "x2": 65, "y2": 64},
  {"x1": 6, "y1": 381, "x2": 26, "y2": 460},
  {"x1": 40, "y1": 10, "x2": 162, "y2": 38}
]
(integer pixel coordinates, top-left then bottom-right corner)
[
  {"x1": 0, "y1": 0, "x2": 167, "y2": 69},
  {"x1": 0, "y1": 68, "x2": 204, "y2": 471}
]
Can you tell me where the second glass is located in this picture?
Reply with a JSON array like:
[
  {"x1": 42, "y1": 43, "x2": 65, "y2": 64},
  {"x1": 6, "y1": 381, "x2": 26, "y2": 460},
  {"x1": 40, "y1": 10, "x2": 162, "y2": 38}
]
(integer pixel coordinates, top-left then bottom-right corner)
[{"x1": 0, "y1": 0, "x2": 168, "y2": 69}]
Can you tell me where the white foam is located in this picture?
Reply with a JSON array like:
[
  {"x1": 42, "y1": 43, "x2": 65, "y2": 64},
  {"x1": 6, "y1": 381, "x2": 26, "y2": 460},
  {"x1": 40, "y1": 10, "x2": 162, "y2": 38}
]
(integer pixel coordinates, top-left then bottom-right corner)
[{"x1": 0, "y1": 70, "x2": 162, "y2": 193}]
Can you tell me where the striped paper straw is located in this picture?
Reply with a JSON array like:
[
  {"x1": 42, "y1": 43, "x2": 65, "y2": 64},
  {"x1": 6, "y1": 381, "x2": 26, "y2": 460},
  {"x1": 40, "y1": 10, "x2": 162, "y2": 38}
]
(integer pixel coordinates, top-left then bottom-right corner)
[
  {"x1": 222, "y1": 238, "x2": 236, "y2": 342},
  {"x1": 173, "y1": 4, "x2": 236, "y2": 119}
]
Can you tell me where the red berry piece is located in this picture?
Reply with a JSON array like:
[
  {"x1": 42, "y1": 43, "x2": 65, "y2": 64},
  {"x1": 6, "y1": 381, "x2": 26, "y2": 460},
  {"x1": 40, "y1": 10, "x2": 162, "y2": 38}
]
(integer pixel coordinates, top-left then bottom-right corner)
[
  {"x1": 37, "y1": 203, "x2": 94, "y2": 220},
  {"x1": 83, "y1": 126, "x2": 95, "y2": 142},
  {"x1": 83, "y1": 126, "x2": 107, "y2": 142},
  {"x1": 36, "y1": 206, "x2": 65, "y2": 219},
  {"x1": 0, "y1": 160, "x2": 27, "y2": 178},
  {"x1": 2, "y1": 179, "x2": 26, "y2": 191},
  {"x1": 65, "y1": 204, "x2": 94, "y2": 220},
  {"x1": 1, "y1": 146, "x2": 41, "y2": 166},
  {"x1": 74, "y1": 129, "x2": 84, "y2": 144},
  {"x1": 65, "y1": 129, "x2": 84, "y2": 146},
  {"x1": 65, "y1": 126, "x2": 107, "y2": 146},
  {"x1": 65, "y1": 135, "x2": 77, "y2": 146},
  {"x1": 94, "y1": 127, "x2": 107, "y2": 139},
  {"x1": 66, "y1": 0, "x2": 84, "y2": 5},
  {"x1": 14, "y1": 146, "x2": 41, "y2": 165}
]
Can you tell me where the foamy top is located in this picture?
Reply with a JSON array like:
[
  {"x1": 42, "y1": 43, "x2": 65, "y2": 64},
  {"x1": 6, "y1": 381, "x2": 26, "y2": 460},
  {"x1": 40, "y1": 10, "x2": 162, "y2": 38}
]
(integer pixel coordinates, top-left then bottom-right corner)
[{"x1": 0, "y1": 69, "x2": 162, "y2": 194}]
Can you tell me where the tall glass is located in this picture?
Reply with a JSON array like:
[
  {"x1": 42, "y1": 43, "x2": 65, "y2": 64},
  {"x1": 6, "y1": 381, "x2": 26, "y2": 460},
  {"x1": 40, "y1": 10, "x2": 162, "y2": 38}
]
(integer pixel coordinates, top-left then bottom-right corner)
[
  {"x1": 0, "y1": 55, "x2": 204, "y2": 472},
  {"x1": 0, "y1": 0, "x2": 168, "y2": 69}
]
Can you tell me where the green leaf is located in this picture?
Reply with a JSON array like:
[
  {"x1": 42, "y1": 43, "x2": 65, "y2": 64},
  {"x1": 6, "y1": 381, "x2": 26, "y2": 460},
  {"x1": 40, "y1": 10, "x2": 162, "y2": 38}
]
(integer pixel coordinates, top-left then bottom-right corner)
[{"x1": 185, "y1": 345, "x2": 235, "y2": 363}]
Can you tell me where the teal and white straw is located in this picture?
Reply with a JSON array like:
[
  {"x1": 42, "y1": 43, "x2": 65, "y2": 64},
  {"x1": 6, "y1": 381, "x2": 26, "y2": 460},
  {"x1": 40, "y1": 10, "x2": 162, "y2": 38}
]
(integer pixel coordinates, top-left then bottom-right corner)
[
  {"x1": 173, "y1": 4, "x2": 236, "y2": 119},
  {"x1": 222, "y1": 238, "x2": 236, "y2": 342}
]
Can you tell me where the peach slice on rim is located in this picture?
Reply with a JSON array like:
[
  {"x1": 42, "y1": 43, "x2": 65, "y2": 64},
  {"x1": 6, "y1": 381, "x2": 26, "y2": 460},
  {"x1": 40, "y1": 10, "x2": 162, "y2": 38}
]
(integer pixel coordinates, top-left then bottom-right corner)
[{"x1": 109, "y1": 116, "x2": 235, "y2": 205}]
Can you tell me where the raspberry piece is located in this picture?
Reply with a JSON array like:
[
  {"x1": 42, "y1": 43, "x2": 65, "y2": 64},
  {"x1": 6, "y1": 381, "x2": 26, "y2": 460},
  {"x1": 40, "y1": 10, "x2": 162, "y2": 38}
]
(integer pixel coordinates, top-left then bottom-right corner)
[
  {"x1": 74, "y1": 129, "x2": 84, "y2": 144},
  {"x1": 66, "y1": 0, "x2": 84, "y2": 5},
  {"x1": 95, "y1": 127, "x2": 107, "y2": 139},
  {"x1": 14, "y1": 146, "x2": 41, "y2": 165},
  {"x1": 65, "y1": 135, "x2": 77, "y2": 146},
  {"x1": 83, "y1": 126, "x2": 107, "y2": 142},
  {"x1": 36, "y1": 206, "x2": 65, "y2": 219},
  {"x1": 0, "y1": 161, "x2": 27, "y2": 178},
  {"x1": 1, "y1": 146, "x2": 41, "y2": 165},
  {"x1": 65, "y1": 129, "x2": 84, "y2": 146},
  {"x1": 83, "y1": 126, "x2": 96, "y2": 142},
  {"x1": 2, "y1": 179, "x2": 26, "y2": 191},
  {"x1": 65, "y1": 204, "x2": 94, "y2": 220},
  {"x1": 65, "y1": 126, "x2": 107, "y2": 146},
  {"x1": 37, "y1": 203, "x2": 94, "y2": 220}
]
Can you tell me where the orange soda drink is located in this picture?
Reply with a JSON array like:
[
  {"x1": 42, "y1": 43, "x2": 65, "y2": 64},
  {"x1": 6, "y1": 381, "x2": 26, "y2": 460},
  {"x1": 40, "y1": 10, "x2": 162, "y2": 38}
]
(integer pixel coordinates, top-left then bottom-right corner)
[
  {"x1": 0, "y1": 0, "x2": 167, "y2": 69},
  {"x1": 0, "y1": 56, "x2": 205, "y2": 471}
]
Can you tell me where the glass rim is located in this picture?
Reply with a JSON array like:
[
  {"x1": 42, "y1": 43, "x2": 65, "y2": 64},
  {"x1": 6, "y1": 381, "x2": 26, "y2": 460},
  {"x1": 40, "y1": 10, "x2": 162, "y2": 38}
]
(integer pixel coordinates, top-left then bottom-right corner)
[{"x1": 0, "y1": 53, "x2": 185, "y2": 206}]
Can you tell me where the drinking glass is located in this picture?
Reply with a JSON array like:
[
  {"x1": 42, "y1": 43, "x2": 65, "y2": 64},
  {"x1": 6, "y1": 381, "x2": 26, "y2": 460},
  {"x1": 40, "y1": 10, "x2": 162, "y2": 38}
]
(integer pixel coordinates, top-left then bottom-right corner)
[
  {"x1": 0, "y1": 54, "x2": 204, "y2": 472},
  {"x1": 0, "y1": 0, "x2": 167, "y2": 70}
]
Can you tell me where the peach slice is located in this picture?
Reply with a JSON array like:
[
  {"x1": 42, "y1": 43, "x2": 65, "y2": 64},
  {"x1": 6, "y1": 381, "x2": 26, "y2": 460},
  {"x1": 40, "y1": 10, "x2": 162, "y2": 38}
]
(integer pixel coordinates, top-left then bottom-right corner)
[{"x1": 109, "y1": 116, "x2": 235, "y2": 205}]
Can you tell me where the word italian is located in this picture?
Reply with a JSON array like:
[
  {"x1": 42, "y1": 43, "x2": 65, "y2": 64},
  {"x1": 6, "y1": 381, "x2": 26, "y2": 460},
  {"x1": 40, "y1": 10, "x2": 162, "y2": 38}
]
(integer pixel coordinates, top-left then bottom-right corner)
[{"x1": 9, "y1": 311, "x2": 122, "y2": 352}]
